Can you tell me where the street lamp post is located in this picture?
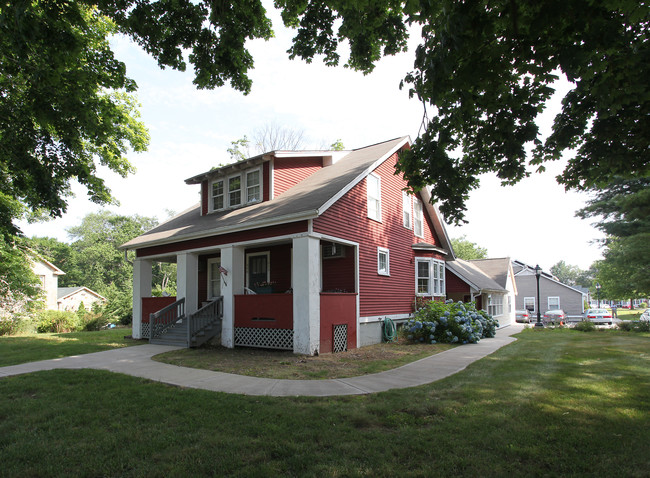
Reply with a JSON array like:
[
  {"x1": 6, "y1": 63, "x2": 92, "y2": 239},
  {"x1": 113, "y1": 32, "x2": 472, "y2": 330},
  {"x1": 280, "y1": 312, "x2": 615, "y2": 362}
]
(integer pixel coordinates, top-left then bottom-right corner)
[
  {"x1": 596, "y1": 282, "x2": 601, "y2": 308},
  {"x1": 535, "y1": 264, "x2": 544, "y2": 328}
]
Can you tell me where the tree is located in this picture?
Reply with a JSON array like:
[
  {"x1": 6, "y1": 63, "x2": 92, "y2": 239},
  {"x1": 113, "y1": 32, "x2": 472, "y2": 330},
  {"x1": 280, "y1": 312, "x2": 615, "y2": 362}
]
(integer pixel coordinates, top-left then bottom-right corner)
[
  {"x1": 450, "y1": 235, "x2": 488, "y2": 261},
  {"x1": 578, "y1": 177, "x2": 650, "y2": 297},
  {"x1": 550, "y1": 261, "x2": 583, "y2": 286},
  {"x1": 1, "y1": 2, "x2": 150, "y2": 238}
]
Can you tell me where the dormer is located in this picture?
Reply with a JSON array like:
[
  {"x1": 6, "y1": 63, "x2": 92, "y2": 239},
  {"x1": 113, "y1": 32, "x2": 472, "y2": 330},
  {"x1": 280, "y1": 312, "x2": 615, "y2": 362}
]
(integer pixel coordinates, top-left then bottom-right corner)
[{"x1": 185, "y1": 149, "x2": 349, "y2": 216}]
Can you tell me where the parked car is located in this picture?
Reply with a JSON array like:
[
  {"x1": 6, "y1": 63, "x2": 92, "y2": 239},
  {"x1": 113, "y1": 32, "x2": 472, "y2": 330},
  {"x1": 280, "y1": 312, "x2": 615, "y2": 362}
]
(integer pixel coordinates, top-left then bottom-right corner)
[
  {"x1": 584, "y1": 308, "x2": 614, "y2": 327},
  {"x1": 543, "y1": 309, "x2": 567, "y2": 325},
  {"x1": 516, "y1": 310, "x2": 532, "y2": 323}
]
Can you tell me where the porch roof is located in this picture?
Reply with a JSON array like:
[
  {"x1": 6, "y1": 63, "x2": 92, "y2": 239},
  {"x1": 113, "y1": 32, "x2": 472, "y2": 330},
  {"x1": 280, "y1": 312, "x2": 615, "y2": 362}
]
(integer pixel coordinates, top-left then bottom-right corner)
[
  {"x1": 122, "y1": 137, "x2": 423, "y2": 250},
  {"x1": 446, "y1": 259, "x2": 505, "y2": 294}
]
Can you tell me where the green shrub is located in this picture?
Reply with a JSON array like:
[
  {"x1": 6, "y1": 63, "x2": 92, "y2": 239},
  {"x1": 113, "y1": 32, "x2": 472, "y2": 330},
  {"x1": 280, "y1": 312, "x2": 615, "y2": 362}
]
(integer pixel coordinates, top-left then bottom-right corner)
[
  {"x1": 573, "y1": 320, "x2": 597, "y2": 332},
  {"x1": 404, "y1": 300, "x2": 499, "y2": 344},
  {"x1": 36, "y1": 311, "x2": 79, "y2": 333},
  {"x1": 617, "y1": 320, "x2": 650, "y2": 333}
]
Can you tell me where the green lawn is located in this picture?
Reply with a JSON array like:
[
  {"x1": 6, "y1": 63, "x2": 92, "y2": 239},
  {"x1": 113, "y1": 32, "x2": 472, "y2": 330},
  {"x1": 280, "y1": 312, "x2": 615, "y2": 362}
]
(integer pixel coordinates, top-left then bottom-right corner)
[
  {"x1": 1, "y1": 328, "x2": 648, "y2": 477},
  {"x1": 0, "y1": 328, "x2": 141, "y2": 367}
]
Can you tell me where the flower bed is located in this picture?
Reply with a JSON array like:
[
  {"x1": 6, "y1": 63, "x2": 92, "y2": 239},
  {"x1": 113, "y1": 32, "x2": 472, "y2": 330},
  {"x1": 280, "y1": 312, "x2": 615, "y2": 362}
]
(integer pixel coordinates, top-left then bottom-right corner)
[{"x1": 404, "y1": 300, "x2": 499, "y2": 344}]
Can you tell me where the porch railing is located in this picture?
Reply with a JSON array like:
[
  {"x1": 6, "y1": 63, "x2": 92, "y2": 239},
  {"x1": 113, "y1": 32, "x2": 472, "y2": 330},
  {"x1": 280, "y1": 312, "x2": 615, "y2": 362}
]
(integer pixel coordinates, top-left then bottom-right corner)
[
  {"x1": 149, "y1": 297, "x2": 185, "y2": 341},
  {"x1": 187, "y1": 297, "x2": 223, "y2": 347}
]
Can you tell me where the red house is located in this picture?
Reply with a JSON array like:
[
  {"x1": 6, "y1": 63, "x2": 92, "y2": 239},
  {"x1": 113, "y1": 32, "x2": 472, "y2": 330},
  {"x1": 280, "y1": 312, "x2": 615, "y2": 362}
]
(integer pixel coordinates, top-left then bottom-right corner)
[{"x1": 121, "y1": 137, "x2": 454, "y2": 354}]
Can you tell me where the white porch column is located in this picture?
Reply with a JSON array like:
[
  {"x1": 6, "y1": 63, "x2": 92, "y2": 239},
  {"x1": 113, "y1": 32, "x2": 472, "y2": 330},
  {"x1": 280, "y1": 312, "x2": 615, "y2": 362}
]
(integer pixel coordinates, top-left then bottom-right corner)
[
  {"x1": 220, "y1": 245, "x2": 245, "y2": 348},
  {"x1": 132, "y1": 258, "x2": 152, "y2": 339},
  {"x1": 292, "y1": 235, "x2": 321, "y2": 355},
  {"x1": 177, "y1": 252, "x2": 199, "y2": 316}
]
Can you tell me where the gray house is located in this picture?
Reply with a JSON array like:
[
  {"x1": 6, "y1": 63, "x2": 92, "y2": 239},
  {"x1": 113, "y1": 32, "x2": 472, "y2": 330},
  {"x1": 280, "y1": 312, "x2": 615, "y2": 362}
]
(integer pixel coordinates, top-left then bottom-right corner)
[{"x1": 512, "y1": 260, "x2": 587, "y2": 318}]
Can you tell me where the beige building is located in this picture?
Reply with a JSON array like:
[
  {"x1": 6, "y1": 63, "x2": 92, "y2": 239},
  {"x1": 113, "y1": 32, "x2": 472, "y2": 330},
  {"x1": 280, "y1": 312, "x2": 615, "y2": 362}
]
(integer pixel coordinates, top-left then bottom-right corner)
[{"x1": 31, "y1": 258, "x2": 65, "y2": 310}]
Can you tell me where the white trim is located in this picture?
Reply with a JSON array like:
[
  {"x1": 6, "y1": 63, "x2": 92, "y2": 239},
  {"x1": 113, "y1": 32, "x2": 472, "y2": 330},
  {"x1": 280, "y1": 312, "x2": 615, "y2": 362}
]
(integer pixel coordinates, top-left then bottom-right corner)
[
  {"x1": 317, "y1": 136, "x2": 411, "y2": 216},
  {"x1": 360, "y1": 313, "x2": 411, "y2": 324},
  {"x1": 402, "y1": 190, "x2": 412, "y2": 229},
  {"x1": 377, "y1": 247, "x2": 390, "y2": 276},
  {"x1": 524, "y1": 296, "x2": 536, "y2": 313},
  {"x1": 548, "y1": 296, "x2": 560, "y2": 310},
  {"x1": 367, "y1": 172, "x2": 382, "y2": 222},
  {"x1": 207, "y1": 257, "x2": 221, "y2": 300},
  {"x1": 416, "y1": 257, "x2": 445, "y2": 297},
  {"x1": 413, "y1": 197, "x2": 424, "y2": 238}
]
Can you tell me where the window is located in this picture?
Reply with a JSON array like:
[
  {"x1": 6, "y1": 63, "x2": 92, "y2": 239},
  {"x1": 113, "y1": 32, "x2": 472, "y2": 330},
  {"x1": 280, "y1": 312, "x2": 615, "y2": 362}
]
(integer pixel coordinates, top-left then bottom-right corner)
[
  {"x1": 246, "y1": 170, "x2": 260, "y2": 203},
  {"x1": 548, "y1": 296, "x2": 560, "y2": 310},
  {"x1": 414, "y1": 198, "x2": 424, "y2": 237},
  {"x1": 524, "y1": 297, "x2": 536, "y2": 313},
  {"x1": 367, "y1": 173, "x2": 381, "y2": 221},
  {"x1": 416, "y1": 258, "x2": 445, "y2": 296},
  {"x1": 377, "y1": 247, "x2": 390, "y2": 276},
  {"x1": 488, "y1": 294, "x2": 504, "y2": 316},
  {"x1": 402, "y1": 191, "x2": 412, "y2": 229},
  {"x1": 207, "y1": 258, "x2": 221, "y2": 299},
  {"x1": 246, "y1": 252, "x2": 270, "y2": 290},
  {"x1": 229, "y1": 175, "x2": 242, "y2": 207},
  {"x1": 212, "y1": 180, "x2": 224, "y2": 210}
]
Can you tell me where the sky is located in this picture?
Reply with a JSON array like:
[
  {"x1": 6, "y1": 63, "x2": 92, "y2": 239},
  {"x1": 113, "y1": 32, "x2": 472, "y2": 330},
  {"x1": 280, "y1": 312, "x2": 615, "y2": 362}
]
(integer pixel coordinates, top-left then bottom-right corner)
[{"x1": 17, "y1": 6, "x2": 605, "y2": 271}]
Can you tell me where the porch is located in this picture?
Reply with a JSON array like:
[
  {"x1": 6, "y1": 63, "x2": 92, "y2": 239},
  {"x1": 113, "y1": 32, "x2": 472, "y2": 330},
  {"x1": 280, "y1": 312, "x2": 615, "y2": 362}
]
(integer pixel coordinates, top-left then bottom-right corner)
[{"x1": 132, "y1": 234, "x2": 359, "y2": 354}]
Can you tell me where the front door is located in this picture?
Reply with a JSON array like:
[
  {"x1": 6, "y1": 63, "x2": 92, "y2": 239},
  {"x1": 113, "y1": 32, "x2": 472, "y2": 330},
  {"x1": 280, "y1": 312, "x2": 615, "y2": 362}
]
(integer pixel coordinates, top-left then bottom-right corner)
[{"x1": 247, "y1": 252, "x2": 269, "y2": 291}]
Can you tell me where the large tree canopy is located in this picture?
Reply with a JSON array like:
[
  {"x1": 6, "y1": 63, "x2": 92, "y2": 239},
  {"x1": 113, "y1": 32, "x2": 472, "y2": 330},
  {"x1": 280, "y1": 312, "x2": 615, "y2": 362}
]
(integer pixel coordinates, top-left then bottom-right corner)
[
  {"x1": 0, "y1": 0, "x2": 149, "y2": 237},
  {"x1": 2, "y1": 0, "x2": 647, "y2": 235}
]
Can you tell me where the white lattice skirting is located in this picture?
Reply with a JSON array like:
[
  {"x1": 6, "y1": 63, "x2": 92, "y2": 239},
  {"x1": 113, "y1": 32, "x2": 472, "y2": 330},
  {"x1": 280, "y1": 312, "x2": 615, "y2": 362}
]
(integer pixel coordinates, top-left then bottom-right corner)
[
  {"x1": 234, "y1": 327, "x2": 294, "y2": 350},
  {"x1": 141, "y1": 322, "x2": 150, "y2": 339},
  {"x1": 333, "y1": 324, "x2": 348, "y2": 353}
]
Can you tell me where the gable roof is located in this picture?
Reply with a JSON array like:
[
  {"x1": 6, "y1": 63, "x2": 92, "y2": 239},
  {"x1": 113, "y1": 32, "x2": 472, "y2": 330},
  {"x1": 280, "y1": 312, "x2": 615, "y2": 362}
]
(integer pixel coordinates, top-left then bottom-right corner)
[
  {"x1": 57, "y1": 287, "x2": 106, "y2": 301},
  {"x1": 512, "y1": 260, "x2": 586, "y2": 295},
  {"x1": 122, "y1": 137, "x2": 453, "y2": 254},
  {"x1": 446, "y1": 259, "x2": 505, "y2": 293},
  {"x1": 468, "y1": 258, "x2": 513, "y2": 290},
  {"x1": 32, "y1": 257, "x2": 65, "y2": 276}
]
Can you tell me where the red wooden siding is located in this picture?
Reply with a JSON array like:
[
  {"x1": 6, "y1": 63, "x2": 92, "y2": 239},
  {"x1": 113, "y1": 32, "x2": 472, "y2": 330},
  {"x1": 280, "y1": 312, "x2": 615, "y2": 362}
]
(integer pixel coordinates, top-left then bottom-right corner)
[
  {"x1": 141, "y1": 296, "x2": 176, "y2": 324},
  {"x1": 273, "y1": 157, "x2": 323, "y2": 198},
  {"x1": 234, "y1": 294, "x2": 293, "y2": 329},
  {"x1": 313, "y1": 151, "x2": 445, "y2": 317},
  {"x1": 322, "y1": 245, "x2": 355, "y2": 293},
  {"x1": 320, "y1": 293, "x2": 357, "y2": 353},
  {"x1": 201, "y1": 180, "x2": 209, "y2": 216},
  {"x1": 446, "y1": 269, "x2": 471, "y2": 293},
  {"x1": 136, "y1": 221, "x2": 309, "y2": 258},
  {"x1": 263, "y1": 161, "x2": 270, "y2": 202}
]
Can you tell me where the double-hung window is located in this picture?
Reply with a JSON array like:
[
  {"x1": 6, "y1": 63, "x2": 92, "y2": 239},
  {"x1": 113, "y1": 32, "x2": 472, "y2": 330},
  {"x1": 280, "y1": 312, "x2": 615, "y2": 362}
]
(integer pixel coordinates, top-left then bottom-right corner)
[
  {"x1": 414, "y1": 198, "x2": 424, "y2": 237},
  {"x1": 548, "y1": 296, "x2": 560, "y2": 310},
  {"x1": 402, "y1": 191, "x2": 412, "y2": 229},
  {"x1": 212, "y1": 180, "x2": 224, "y2": 210},
  {"x1": 377, "y1": 247, "x2": 390, "y2": 276},
  {"x1": 416, "y1": 258, "x2": 445, "y2": 296},
  {"x1": 246, "y1": 170, "x2": 260, "y2": 203},
  {"x1": 524, "y1": 297, "x2": 535, "y2": 313},
  {"x1": 367, "y1": 173, "x2": 381, "y2": 221},
  {"x1": 488, "y1": 294, "x2": 504, "y2": 316},
  {"x1": 228, "y1": 175, "x2": 242, "y2": 207}
]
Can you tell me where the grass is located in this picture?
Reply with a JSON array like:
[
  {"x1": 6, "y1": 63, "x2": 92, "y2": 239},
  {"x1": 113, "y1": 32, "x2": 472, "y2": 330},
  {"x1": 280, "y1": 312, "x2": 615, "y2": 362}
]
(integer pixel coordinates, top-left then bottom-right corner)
[
  {"x1": 153, "y1": 339, "x2": 456, "y2": 379},
  {"x1": 1, "y1": 328, "x2": 648, "y2": 477},
  {"x1": 0, "y1": 328, "x2": 141, "y2": 367}
]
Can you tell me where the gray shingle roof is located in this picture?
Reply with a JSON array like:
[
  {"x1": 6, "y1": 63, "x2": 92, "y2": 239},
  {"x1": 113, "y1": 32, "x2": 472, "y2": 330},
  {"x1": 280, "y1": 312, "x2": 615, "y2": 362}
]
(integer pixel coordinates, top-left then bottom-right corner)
[
  {"x1": 122, "y1": 137, "x2": 422, "y2": 250},
  {"x1": 468, "y1": 258, "x2": 512, "y2": 289},
  {"x1": 446, "y1": 259, "x2": 505, "y2": 292}
]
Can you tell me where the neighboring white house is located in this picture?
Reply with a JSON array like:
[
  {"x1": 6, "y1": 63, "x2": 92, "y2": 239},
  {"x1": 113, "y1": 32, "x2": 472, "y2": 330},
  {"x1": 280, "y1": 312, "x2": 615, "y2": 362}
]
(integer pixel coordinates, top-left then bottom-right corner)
[
  {"x1": 57, "y1": 287, "x2": 107, "y2": 312},
  {"x1": 31, "y1": 258, "x2": 65, "y2": 310}
]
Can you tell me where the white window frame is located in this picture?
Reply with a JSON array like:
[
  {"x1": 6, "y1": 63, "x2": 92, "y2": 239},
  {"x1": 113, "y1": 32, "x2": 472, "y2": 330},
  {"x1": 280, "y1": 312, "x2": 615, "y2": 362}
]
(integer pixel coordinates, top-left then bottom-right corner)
[
  {"x1": 524, "y1": 297, "x2": 536, "y2": 313},
  {"x1": 377, "y1": 247, "x2": 390, "y2": 276},
  {"x1": 548, "y1": 296, "x2": 560, "y2": 311},
  {"x1": 246, "y1": 168, "x2": 261, "y2": 203},
  {"x1": 210, "y1": 167, "x2": 263, "y2": 212},
  {"x1": 415, "y1": 258, "x2": 445, "y2": 296},
  {"x1": 402, "y1": 191, "x2": 412, "y2": 229},
  {"x1": 207, "y1": 257, "x2": 221, "y2": 300},
  {"x1": 367, "y1": 173, "x2": 381, "y2": 222},
  {"x1": 414, "y1": 197, "x2": 424, "y2": 238},
  {"x1": 211, "y1": 179, "x2": 225, "y2": 211},
  {"x1": 488, "y1": 294, "x2": 504, "y2": 317}
]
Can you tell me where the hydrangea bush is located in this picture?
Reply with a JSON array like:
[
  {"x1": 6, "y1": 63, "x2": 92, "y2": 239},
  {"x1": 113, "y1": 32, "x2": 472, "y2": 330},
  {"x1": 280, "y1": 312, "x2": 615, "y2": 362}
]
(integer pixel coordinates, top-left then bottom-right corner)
[{"x1": 404, "y1": 300, "x2": 499, "y2": 345}]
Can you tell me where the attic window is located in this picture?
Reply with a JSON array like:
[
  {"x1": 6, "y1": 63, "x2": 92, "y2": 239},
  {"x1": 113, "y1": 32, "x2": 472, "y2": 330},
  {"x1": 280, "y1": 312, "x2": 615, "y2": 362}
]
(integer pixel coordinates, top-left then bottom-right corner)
[
  {"x1": 210, "y1": 167, "x2": 262, "y2": 212},
  {"x1": 229, "y1": 175, "x2": 242, "y2": 207},
  {"x1": 212, "y1": 180, "x2": 224, "y2": 210},
  {"x1": 414, "y1": 198, "x2": 424, "y2": 238},
  {"x1": 367, "y1": 173, "x2": 381, "y2": 221}
]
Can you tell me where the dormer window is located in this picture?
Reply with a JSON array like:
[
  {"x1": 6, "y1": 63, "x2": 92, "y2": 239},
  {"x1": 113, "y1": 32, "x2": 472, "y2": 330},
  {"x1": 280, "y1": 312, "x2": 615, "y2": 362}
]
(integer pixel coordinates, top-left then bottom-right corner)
[
  {"x1": 229, "y1": 175, "x2": 242, "y2": 207},
  {"x1": 210, "y1": 167, "x2": 262, "y2": 212}
]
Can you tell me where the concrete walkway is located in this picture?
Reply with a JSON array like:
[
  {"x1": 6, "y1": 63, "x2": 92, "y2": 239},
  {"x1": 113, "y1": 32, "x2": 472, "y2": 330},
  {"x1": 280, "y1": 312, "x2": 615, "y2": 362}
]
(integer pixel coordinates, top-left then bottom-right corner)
[{"x1": 0, "y1": 324, "x2": 523, "y2": 396}]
